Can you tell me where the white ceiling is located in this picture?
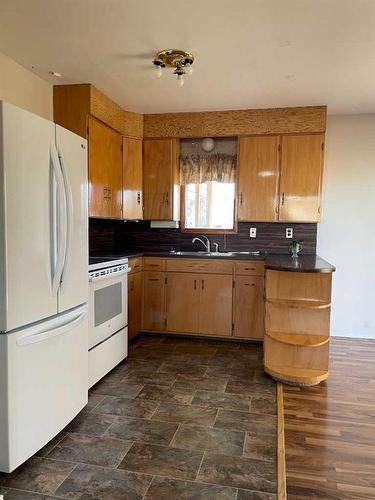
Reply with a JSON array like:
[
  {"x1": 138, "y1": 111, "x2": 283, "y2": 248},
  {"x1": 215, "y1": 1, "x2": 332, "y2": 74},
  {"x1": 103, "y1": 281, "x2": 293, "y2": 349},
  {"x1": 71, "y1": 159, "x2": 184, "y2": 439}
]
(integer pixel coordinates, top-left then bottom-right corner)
[{"x1": 0, "y1": 0, "x2": 374, "y2": 114}]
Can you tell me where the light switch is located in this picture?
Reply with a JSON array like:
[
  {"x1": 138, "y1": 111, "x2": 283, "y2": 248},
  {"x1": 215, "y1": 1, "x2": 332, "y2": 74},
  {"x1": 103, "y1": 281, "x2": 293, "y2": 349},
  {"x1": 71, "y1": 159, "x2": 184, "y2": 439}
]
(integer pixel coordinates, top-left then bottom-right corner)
[
  {"x1": 286, "y1": 227, "x2": 293, "y2": 239},
  {"x1": 250, "y1": 227, "x2": 257, "y2": 238}
]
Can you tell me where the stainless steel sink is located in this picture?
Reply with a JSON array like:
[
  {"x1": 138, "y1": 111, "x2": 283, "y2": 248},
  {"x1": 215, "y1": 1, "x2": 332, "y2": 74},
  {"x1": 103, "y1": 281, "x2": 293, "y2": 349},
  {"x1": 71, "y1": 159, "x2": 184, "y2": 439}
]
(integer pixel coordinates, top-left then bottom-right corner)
[
  {"x1": 169, "y1": 250, "x2": 261, "y2": 257},
  {"x1": 225, "y1": 251, "x2": 261, "y2": 256}
]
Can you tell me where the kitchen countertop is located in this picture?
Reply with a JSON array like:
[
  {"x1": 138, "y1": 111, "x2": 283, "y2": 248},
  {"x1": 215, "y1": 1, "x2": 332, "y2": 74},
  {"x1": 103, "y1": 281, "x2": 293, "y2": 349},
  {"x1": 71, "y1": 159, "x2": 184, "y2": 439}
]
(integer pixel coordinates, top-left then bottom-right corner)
[
  {"x1": 264, "y1": 254, "x2": 335, "y2": 273},
  {"x1": 143, "y1": 251, "x2": 266, "y2": 261},
  {"x1": 91, "y1": 251, "x2": 335, "y2": 273}
]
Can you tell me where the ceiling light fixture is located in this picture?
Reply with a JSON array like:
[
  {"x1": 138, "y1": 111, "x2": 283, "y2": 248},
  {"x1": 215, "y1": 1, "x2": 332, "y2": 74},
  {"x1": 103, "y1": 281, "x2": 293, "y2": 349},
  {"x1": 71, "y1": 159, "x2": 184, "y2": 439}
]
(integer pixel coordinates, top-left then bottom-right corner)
[
  {"x1": 48, "y1": 71, "x2": 62, "y2": 77},
  {"x1": 152, "y1": 49, "x2": 194, "y2": 87}
]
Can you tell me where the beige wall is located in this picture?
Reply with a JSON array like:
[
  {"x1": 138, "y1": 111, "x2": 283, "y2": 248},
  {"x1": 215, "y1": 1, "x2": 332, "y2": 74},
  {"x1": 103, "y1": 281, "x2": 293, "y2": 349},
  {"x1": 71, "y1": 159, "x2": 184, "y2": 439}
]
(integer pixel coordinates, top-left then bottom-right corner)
[
  {"x1": 0, "y1": 52, "x2": 52, "y2": 120},
  {"x1": 318, "y1": 114, "x2": 375, "y2": 338}
]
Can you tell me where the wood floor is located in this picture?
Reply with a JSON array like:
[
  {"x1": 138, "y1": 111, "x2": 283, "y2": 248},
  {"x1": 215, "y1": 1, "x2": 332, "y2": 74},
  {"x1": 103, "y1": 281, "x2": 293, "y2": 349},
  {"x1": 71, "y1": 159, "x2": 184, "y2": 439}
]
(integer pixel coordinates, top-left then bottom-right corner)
[{"x1": 283, "y1": 337, "x2": 375, "y2": 499}]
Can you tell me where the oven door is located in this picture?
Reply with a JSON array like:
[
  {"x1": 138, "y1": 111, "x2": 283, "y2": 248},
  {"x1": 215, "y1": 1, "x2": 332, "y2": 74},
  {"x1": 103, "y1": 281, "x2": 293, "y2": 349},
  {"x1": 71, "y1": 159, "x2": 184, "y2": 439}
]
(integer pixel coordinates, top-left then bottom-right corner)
[{"x1": 89, "y1": 271, "x2": 127, "y2": 349}]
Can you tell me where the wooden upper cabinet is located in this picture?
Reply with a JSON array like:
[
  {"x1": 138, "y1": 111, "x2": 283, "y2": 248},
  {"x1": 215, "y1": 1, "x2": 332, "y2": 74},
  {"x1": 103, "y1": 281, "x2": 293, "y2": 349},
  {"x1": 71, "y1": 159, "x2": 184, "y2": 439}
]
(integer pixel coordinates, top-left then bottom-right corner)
[
  {"x1": 122, "y1": 137, "x2": 143, "y2": 220},
  {"x1": 279, "y1": 134, "x2": 324, "y2": 222},
  {"x1": 143, "y1": 138, "x2": 180, "y2": 220},
  {"x1": 238, "y1": 136, "x2": 280, "y2": 222},
  {"x1": 88, "y1": 116, "x2": 122, "y2": 218}
]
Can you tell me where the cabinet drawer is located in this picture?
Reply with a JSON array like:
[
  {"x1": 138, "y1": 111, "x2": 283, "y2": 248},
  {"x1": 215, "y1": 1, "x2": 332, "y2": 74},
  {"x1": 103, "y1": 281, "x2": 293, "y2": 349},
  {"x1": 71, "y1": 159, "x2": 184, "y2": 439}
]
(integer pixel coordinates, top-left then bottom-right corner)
[
  {"x1": 144, "y1": 257, "x2": 166, "y2": 271},
  {"x1": 128, "y1": 257, "x2": 143, "y2": 274},
  {"x1": 166, "y1": 258, "x2": 233, "y2": 274},
  {"x1": 235, "y1": 261, "x2": 264, "y2": 276}
]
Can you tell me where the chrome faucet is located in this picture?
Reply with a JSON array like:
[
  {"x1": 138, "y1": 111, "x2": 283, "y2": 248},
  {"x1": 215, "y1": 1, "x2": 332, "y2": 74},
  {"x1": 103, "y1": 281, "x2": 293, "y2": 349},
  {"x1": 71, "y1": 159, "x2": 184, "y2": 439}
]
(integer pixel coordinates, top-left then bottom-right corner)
[{"x1": 192, "y1": 235, "x2": 211, "y2": 252}]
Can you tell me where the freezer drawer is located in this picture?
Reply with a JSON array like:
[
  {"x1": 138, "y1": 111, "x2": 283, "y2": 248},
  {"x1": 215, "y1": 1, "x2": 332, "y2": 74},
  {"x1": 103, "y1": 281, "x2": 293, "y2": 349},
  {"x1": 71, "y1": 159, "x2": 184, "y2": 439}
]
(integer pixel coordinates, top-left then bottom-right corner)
[
  {"x1": 0, "y1": 305, "x2": 88, "y2": 472},
  {"x1": 88, "y1": 327, "x2": 128, "y2": 389}
]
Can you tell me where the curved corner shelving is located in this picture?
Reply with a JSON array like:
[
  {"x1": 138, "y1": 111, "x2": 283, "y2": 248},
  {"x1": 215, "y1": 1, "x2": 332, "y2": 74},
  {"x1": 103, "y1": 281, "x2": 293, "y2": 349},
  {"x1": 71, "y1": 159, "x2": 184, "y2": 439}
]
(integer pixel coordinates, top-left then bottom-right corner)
[
  {"x1": 264, "y1": 269, "x2": 333, "y2": 387},
  {"x1": 265, "y1": 331, "x2": 329, "y2": 347},
  {"x1": 266, "y1": 298, "x2": 331, "y2": 310},
  {"x1": 264, "y1": 365, "x2": 328, "y2": 386}
]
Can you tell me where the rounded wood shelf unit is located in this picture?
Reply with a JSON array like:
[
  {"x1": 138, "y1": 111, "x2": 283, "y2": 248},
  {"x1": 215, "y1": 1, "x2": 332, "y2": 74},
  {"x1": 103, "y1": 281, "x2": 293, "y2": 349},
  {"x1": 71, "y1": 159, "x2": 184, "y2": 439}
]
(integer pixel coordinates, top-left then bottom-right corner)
[
  {"x1": 266, "y1": 298, "x2": 331, "y2": 310},
  {"x1": 265, "y1": 331, "x2": 329, "y2": 347},
  {"x1": 264, "y1": 365, "x2": 328, "y2": 386}
]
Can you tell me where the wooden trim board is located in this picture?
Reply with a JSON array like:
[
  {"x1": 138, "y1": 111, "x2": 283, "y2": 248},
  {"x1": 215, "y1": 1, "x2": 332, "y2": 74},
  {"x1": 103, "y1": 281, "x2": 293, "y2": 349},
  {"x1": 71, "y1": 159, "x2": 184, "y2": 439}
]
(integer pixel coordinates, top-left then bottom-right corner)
[
  {"x1": 90, "y1": 85, "x2": 143, "y2": 138},
  {"x1": 143, "y1": 106, "x2": 327, "y2": 138},
  {"x1": 54, "y1": 85, "x2": 326, "y2": 140},
  {"x1": 53, "y1": 83, "x2": 143, "y2": 138},
  {"x1": 277, "y1": 382, "x2": 287, "y2": 500}
]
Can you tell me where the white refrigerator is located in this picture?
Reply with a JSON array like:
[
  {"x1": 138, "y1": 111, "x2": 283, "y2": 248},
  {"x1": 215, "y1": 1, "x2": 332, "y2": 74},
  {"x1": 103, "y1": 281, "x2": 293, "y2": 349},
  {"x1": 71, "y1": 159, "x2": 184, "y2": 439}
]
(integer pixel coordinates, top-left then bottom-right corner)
[{"x1": 0, "y1": 102, "x2": 89, "y2": 472}]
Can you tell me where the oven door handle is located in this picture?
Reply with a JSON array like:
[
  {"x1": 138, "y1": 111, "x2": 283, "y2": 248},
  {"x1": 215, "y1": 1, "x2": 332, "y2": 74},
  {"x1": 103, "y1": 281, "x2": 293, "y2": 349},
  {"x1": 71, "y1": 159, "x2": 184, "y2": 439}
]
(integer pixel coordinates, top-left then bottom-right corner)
[{"x1": 89, "y1": 268, "x2": 131, "y2": 283}]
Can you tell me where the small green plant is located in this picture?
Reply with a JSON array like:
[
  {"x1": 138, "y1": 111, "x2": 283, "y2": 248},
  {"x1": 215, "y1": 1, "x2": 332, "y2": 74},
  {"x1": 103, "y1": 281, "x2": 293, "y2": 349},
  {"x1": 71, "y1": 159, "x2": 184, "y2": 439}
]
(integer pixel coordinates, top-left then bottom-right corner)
[{"x1": 290, "y1": 239, "x2": 303, "y2": 257}]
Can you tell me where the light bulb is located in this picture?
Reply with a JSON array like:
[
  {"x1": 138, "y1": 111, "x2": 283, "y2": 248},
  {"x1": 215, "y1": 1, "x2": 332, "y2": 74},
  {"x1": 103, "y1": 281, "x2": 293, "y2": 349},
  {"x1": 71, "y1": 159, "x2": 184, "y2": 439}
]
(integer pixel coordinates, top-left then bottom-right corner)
[
  {"x1": 155, "y1": 65, "x2": 163, "y2": 78},
  {"x1": 177, "y1": 74, "x2": 184, "y2": 87},
  {"x1": 185, "y1": 63, "x2": 193, "y2": 76}
]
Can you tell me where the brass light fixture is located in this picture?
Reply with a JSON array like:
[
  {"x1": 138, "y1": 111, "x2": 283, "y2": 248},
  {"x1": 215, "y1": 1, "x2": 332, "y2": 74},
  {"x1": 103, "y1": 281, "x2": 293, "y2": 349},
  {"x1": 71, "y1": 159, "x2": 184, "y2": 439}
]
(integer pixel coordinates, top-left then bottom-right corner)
[{"x1": 153, "y1": 49, "x2": 194, "y2": 87}]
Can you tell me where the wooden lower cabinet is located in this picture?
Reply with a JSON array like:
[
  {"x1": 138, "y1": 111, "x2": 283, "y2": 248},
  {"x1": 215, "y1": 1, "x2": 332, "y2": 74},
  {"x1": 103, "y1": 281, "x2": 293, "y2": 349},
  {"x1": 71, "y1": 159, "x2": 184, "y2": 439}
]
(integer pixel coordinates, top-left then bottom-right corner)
[
  {"x1": 166, "y1": 273, "x2": 200, "y2": 333},
  {"x1": 141, "y1": 258, "x2": 265, "y2": 340},
  {"x1": 233, "y1": 276, "x2": 264, "y2": 339},
  {"x1": 128, "y1": 271, "x2": 142, "y2": 340},
  {"x1": 142, "y1": 271, "x2": 166, "y2": 331},
  {"x1": 198, "y1": 275, "x2": 233, "y2": 337},
  {"x1": 166, "y1": 273, "x2": 232, "y2": 337}
]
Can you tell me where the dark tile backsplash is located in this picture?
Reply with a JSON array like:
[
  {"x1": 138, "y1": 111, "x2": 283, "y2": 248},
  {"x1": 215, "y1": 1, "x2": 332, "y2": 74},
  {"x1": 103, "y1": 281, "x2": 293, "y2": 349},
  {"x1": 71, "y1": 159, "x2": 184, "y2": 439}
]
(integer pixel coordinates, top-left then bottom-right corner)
[
  {"x1": 89, "y1": 218, "x2": 115, "y2": 253},
  {"x1": 90, "y1": 219, "x2": 317, "y2": 255}
]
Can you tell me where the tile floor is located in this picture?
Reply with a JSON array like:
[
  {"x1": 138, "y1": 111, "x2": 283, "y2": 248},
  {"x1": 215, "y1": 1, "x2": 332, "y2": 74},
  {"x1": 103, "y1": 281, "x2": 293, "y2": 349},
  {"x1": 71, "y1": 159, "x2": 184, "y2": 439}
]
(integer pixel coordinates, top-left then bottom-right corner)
[{"x1": 0, "y1": 334, "x2": 277, "y2": 499}]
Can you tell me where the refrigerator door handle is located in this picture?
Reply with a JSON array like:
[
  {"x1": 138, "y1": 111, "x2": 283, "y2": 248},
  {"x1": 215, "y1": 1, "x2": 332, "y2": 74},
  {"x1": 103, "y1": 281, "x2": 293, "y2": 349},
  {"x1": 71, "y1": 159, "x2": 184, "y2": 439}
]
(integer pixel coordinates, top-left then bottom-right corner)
[
  {"x1": 17, "y1": 305, "x2": 87, "y2": 346},
  {"x1": 50, "y1": 145, "x2": 67, "y2": 294},
  {"x1": 57, "y1": 149, "x2": 73, "y2": 284}
]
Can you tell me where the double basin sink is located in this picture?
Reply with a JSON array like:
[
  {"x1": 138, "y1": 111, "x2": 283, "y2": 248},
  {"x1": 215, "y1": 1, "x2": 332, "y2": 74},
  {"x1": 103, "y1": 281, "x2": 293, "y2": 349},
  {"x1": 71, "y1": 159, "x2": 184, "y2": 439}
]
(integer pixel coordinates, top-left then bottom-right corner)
[{"x1": 169, "y1": 250, "x2": 261, "y2": 258}]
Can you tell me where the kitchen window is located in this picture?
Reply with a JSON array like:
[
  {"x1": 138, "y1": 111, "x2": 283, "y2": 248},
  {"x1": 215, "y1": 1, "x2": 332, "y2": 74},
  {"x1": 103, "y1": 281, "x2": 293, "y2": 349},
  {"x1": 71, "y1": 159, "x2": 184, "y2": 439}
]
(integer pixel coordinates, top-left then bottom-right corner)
[{"x1": 180, "y1": 137, "x2": 237, "y2": 233}]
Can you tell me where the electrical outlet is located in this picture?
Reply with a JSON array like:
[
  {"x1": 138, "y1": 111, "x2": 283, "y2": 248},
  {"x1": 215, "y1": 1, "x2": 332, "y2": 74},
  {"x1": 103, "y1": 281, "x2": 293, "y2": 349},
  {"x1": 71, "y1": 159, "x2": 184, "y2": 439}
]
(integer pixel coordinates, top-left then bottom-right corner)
[
  {"x1": 286, "y1": 227, "x2": 293, "y2": 239},
  {"x1": 250, "y1": 227, "x2": 257, "y2": 238}
]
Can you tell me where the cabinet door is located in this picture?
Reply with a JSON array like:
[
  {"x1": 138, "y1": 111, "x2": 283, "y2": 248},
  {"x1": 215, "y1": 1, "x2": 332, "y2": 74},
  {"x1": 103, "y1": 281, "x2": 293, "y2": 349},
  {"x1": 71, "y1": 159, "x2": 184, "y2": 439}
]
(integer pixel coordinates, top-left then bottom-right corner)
[
  {"x1": 128, "y1": 271, "x2": 142, "y2": 340},
  {"x1": 238, "y1": 136, "x2": 280, "y2": 221},
  {"x1": 199, "y1": 275, "x2": 233, "y2": 337},
  {"x1": 279, "y1": 134, "x2": 324, "y2": 222},
  {"x1": 123, "y1": 137, "x2": 143, "y2": 220},
  {"x1": 234, "y1": 276, "x2": 264, "y2": 339},
  {"x1": 143, "y1": 271, "x2": 166, "y2": 331},
  {"x1": 143, "y1": 138, "x2": 179, "y2": 220},
  {"x1": 88, "y1": 116, "x2": 122, "y2": 218},
  {"x1": 166, "y1": 273, "x2": 200, "y2": 333}
]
